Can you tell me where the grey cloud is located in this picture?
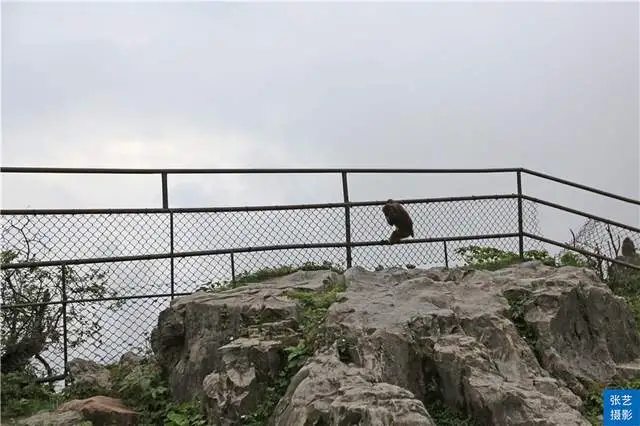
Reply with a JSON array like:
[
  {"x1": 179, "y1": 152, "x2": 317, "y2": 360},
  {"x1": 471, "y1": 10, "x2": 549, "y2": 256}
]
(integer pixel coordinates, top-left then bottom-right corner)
[{"x1": 2, "y1": 2, "x2": 638, "y2": 240}]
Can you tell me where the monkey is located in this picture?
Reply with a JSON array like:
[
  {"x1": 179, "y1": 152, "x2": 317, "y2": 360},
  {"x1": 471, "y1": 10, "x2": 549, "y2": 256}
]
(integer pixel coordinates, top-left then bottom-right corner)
[
  {"x1": 621, "y1": 237, "x2": 636, "y2": 257},
  {"x1": 382, "y1": 199, "x2": 414, "y2": 244}
]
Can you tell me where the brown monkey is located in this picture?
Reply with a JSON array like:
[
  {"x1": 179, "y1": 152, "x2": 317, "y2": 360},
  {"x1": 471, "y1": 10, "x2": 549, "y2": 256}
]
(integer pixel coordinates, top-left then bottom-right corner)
[
  {"x1": 621, "y1": 237, "x2": 636, "y2": 257},
  {"x1": 382, "y1": 199, "x2": 414, "y2": 244}
]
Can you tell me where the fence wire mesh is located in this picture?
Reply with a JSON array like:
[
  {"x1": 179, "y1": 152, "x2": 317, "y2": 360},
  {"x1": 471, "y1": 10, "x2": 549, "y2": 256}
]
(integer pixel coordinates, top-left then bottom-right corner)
[
  {"x1": 1, "y1": 185, "x2": 636, "y2": 384},
  {"x1": 571, "y1": 219, "x2": 640, "y2": 258},
  {"x1": 564, "y1": 218, "x2": 640, "y2": 280},
  {"x1": 1, "y1": 214, "x2": 170, "y2": 261},
  {"x1": 174, "y1": 209, "x2": 345, "y2": 252}
]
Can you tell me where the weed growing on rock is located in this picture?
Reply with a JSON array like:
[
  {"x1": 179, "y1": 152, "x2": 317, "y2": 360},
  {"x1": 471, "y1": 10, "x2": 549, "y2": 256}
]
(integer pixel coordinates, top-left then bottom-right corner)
[
  {"x1": 1, "y1": 355, "x2": 208, "y2": 425},
  {"x1": 423, "y1": 375, "x2": 478, "y2": 426},
  {"x1": 582, "y1": 382, "x2": 605, "y2": 425},
  {"x1": 608, "y1": 270, "x2": 640, "y2": 332},
  {"x1": 423, "y1": 399, "x2": 477, "y2": 426},
  {"x1": 285, "y1": 277, "x2": 347, "y2": 347},
  {"x1": 244, "y1": 274, "x2": 347, "y2": 425},
  {"x1": 244, "y1": 343, "x2": 311, "y2": 425},
  {"x1": 503, "y1": 291, "x2": 543, "y2": 364},
  {"x1": 628, "y1": 294, "x2": 640, "y2": 332},
  {"x1": 336, "y1": 336, "x2": 356, "y2": 363},
  {"x1": 197, "y1": 261, "x2": 345, "y2": 292},
  {"x1": 109, "y1": 357, "x2": 207, "y2": 425}
]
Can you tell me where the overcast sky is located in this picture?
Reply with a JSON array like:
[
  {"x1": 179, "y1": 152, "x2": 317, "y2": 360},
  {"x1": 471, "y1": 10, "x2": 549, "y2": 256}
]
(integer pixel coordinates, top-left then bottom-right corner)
[{"x1": 2, "y1": 1, "x2": 639, "y2": 242}]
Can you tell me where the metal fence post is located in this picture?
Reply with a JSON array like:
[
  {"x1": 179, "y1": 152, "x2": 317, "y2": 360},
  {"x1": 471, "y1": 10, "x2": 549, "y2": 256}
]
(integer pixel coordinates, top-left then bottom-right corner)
[
  {"x1": 169, "y1": 212, "x2": 175, "y2": 299},
  {"x1": 230, "y1": 253, "x2": 236, "y2": 285},
  {"x1": 516, "y1": 171, "x2": 524, "y2": 259},
  {"x1": 341, "y1": 172, "x2": 353, "y2": 268},
  {"x1": 443, "y1": 240, "x2": 449, "y2": 269},
  {"x1": 61, "y1": 264, "x2": 69, "y2": 386},
  {"x1": 161, "y1": 172, "x2": 169, "y2": 209},
  {"x1": 162, "y1": 173, "x2": 176, "y2": 298}
]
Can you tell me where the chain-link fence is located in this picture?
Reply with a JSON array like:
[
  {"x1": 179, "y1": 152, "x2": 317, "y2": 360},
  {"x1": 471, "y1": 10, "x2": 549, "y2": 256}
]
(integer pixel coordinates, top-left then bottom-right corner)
[{"x1": 1, "y1": 167, "x2": 639, "y2": 386}]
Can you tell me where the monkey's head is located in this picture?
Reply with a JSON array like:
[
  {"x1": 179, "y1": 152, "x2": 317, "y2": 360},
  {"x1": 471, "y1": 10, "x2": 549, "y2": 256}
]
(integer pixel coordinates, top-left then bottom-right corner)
[{"x1": 622, "y1": 237, "x2": 636, "y2": 257}]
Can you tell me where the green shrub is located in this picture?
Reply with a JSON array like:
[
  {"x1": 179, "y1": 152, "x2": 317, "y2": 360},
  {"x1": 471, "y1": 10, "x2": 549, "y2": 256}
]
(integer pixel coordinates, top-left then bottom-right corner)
[
  {"x1": 108, "y1": 358, "x2": 207, "y2": 426},
  {"x1": 454, "y1": 246, "x2": 555, "y2": 271},
  {"x1": 423, "y1": 399, "x2": 477, "y2": 426},
  {"x1": 0, "y1": 371, "x2": 61, "y2": 419}
]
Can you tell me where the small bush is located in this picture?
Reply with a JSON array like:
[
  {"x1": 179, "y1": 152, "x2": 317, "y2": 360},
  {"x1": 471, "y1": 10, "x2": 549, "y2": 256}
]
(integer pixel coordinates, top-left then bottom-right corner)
[
  {"x1": 109, "y1": 358, "x2": 207, "y2": 426},
  {"x1": 285, "y1": 277, "x2": 347, "y2": 348},
  {"x1": 0, "y1": 371, "x2": 61, "y2": 419},
  {"x1": 455, "y1": 246, "x2": 555, "y2": 271},
  {"x1": 244, "y1": 343, "x2": 311, "y2": 425},
  {"x1": 423, "y1": 399, "x2": 477, "y2": 426}
]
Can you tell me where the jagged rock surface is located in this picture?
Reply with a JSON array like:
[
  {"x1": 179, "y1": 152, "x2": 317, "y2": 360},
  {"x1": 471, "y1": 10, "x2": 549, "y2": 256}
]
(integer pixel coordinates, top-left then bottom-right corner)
[
  {"x1": 271, "y1": 351, "x2": 436, "y2": 425},
  {"x1": 151, "y1": 270, "x2": 332, "y2": 405},
  {"x1": 151, "y1": 262, "x2": 640, "y2": 426}
]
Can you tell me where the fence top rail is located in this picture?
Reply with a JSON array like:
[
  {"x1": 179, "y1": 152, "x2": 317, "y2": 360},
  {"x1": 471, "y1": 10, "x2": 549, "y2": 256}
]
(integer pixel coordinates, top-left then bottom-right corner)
[
  {"x1": 2, "y1": 166, "x2": 638, "y2": 206},
  {"x1": 520, "y1": 168, "x2": 640, "y2": 206},
  {"x1": 0, "y1": 166, "x2": 522, "y2": 174}
]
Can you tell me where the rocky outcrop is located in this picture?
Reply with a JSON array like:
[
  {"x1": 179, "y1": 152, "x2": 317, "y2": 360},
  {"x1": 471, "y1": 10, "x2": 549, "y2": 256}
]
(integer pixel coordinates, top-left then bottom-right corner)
[
  {"x1": 271, "y1": 351, "x2": 436, "y2": 425},
  {"x1": 151, "y1": 262, "x2": 640, "y2": 426},
  {"x1": 150, "y1": 270, "x2": 334, "y2": 404}
]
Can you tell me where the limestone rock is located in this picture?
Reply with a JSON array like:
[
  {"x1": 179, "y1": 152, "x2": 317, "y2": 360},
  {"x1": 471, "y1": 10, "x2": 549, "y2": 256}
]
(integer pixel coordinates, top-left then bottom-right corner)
[
  {"x1": 503, "y1": 265, "x2": 640, "y2": 395},
  {"x1": 288, "y1": 263, "x2": 597, "y2": 426},
  {"x1": 150, "y1": 262, "x2": 640, "y2": 425},
  {"x1": 150, "y1": 269, "x2": 342, "y2": 403},
  {"x1": 202, "y1": 338, "x2": 285, "y2": 425},
  {"x1": 67, "y1": 358, "x2": 111, "y2": 391},
  {"x1": 271, "y1": 351, "x2": 436, "y2": 426}
]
